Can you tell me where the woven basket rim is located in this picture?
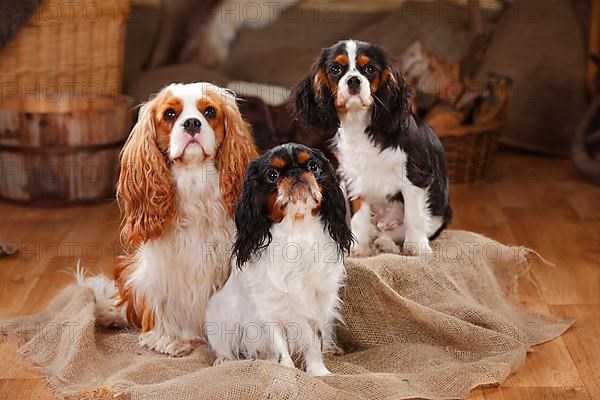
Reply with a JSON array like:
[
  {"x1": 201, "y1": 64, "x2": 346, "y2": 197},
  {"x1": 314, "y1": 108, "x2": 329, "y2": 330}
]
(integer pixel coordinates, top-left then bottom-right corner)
[
  {"x1": 0, "y1": 95, "x2": 135, "y2": 113},
  {"x1": 18, "y1": 0, "x2": 130, "y2": 27},
  {"x1": 26, "y1": 16, "x2": 129, "y2": 25},
  {"x1": 435, "y1": 121, "x2": 505, "y2": 138}
]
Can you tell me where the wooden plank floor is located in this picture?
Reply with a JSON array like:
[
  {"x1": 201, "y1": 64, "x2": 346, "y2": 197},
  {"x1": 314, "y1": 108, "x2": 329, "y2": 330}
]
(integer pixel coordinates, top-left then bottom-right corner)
[{"x1": 0, "y1": 149, "x2": 599, "y2": 399}]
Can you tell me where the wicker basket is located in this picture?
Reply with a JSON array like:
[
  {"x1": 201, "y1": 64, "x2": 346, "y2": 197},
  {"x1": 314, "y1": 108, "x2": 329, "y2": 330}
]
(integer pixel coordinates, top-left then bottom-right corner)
[
  {"x1": 0, "y1": 0, "x2": 130, "y2": 110},
  {"x1": 437, "y1": 122, "x2": 503, "y2": 184}
]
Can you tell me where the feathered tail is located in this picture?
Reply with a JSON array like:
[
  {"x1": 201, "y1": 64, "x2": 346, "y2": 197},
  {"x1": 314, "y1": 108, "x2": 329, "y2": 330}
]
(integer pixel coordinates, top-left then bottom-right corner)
[{"x1": 75, "y1": 263, "x2": 129, "y2": 328}]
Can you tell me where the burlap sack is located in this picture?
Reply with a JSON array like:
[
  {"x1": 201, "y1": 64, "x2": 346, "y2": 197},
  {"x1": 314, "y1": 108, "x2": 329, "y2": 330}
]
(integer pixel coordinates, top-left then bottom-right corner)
[{"x1": 0, "y1": 230, "x2": 572, "y2": 400}]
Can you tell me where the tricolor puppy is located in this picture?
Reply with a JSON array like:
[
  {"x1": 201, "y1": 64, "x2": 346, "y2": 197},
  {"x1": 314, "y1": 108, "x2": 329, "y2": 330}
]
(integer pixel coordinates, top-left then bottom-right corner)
[
  {"x1": 294, "y1": 40, "x2": 452, "y2": 256},
  {"x1": 79, "y1": 82, "x2": 258, "y2": 356},
  {"x1": 205, "y1": 143, "x2": 353, "y2": 376}
]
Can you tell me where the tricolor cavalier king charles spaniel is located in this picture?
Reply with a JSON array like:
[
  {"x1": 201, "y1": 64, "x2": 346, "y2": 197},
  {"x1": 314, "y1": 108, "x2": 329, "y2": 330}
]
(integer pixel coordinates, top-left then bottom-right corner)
[
  {"x1": 79, "y1": 82, "x2": 257, "y2": 356},
  {"x1": 205, "y1": 143, "x2": 352, "y2": 376},
  {"x1": 294, "y1": 40, "x2": 452, "y2": 256}
]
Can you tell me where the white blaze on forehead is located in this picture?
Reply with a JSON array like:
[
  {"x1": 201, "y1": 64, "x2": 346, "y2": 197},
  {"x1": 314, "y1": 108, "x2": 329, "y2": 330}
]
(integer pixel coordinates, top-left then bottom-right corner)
[
  {"x1": 163, "y1": 82, "x2": 230, "y2": 162},
  {"x1": 338, "y1": 40, "x2": 372, "y2": 109},
  {"x1": 165, "y1": 82, "x2": 235, "y2": 109},
  {"x1": 165, "y1": 82, "x2": 234, "y2": 98},
  {"x1": 345, "y1": 40, "x2": 358, "y2": 72}
]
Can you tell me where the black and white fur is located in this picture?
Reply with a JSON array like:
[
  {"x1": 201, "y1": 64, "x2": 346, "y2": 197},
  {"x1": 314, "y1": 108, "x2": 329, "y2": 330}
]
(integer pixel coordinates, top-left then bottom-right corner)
[
  {"x1": 294, "y1": 39, "x2": 452, "y2": 256},
  {"x1": 205, "y1": 143, "x2": 353, "y2": 376}
]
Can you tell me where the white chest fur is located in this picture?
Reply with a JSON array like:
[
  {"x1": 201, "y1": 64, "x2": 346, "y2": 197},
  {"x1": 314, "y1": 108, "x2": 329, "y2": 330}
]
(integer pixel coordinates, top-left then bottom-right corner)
[
  {"x1": 250, "y1": 211, "x2": 345, "y2": 316},
  {"x1": 334, "y1": 112, "x2": 444, "y2": 256},
  {"x1": 335, "y1": 112, "x2": 408, "y2": 203},
  {"x1": 205, "y1": 211, "x2": 344, "y2": 374},
  {"x1": 131, "y1": 162, "x2": 234, "y2": 339}
]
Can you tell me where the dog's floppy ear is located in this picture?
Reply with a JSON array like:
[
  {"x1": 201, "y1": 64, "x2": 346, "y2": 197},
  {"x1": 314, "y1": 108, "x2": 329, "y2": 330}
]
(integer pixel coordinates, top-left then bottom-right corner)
[
  {"x1": 118, "y1": 98, "x2": 176, "y2": 249},
  {"x1": 292, "y1": 52, "x2": 339, "y2": 133},
  {"x1": 231, "y1": 161, "x2": 272, "y2": 269},
  {"x1": 370, "y1": 59, "x2": 411, "y2": 136},
  {"x1": 217, "y1": 93, "x2": 259, "y2": 217},
  {"x1": 315, "y1": 150, "x2": 354, "y2": 255}
]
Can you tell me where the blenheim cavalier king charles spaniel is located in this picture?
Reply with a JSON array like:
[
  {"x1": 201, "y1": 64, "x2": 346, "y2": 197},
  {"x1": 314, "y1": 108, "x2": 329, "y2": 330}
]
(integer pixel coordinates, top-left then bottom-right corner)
[
  {"x1": 294, "y1": 40, "x2": 452, "y2": 256},
  {"x1": 79, "y1": 82, "x2": 257, "y2": 356},
  {"x1": 205, "y1": 143, "x2": 352, "y2": 376}
]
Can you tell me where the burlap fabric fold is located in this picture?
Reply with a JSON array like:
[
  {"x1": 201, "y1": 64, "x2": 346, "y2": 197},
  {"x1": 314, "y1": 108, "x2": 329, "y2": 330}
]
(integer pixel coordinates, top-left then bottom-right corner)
[{"x1": 0, "y1": 230, "x2": 573, "y2": 400}]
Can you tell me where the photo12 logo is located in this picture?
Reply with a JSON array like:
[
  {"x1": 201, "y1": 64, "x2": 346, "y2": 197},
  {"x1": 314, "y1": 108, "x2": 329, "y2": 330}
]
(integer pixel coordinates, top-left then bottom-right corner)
[{"x1": 0, "y1": 81, "x2": 121, "y2": 104}]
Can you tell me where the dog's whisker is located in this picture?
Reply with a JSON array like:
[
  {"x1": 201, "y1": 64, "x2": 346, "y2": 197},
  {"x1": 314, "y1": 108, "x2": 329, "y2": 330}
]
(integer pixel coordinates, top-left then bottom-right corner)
[{"x1": 372, "y1": 94, "x2": 388, "y2": 111}]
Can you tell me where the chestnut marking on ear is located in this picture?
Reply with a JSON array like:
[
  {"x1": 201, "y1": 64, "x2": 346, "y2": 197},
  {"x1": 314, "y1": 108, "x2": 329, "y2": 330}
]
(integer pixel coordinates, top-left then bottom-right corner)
[
  {"x1": 368, "y1": 61, "x2": 411, "y2": 141},
  {"x1": 215, "y1": 94, "x2": 258, "y2": 217},
  {"x1": 351, "y1": 198, "x2": 363, "y2": 214},
  {"x1": 118, "y1": 99, "x2": 176, "y2": 249},
  {"x1": 291, "y1": 49, "x2": 340, "y2": 133},
  {"x1": 313, "y1": 70, "x2": 330, "y2": 99},
  {"x1": 268, "y1": 193, "x2": 285, "y2": 223}
]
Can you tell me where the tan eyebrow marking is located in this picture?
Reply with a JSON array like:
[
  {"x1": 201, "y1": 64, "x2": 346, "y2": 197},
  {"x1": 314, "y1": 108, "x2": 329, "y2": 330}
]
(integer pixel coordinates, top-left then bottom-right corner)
[
  {"x1": 297, "y1": 151, "x2": 310, "y2": 164},
  {"x1": 196, "y1": 97, "x2": 225, "y2": 141},
  {"x1": 160, "y1": 97, "x2": 183, "y2": 117},
  {"x1": 357, "y1": 55, "x2": 370, "y2": 67},
  {"x1": 271, "y1": 157, "x2": 286, "y2": 168},
  {"x1": 335, "y1": 54, "x2": 348, "y2": 65}
]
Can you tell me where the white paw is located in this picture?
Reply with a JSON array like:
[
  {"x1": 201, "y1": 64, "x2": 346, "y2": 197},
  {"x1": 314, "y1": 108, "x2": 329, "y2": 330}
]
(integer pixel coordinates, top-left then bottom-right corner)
[
  {"x1": 213, "y1": 356, "x2": 231, "y2": 367},
  {"x1": 376, "y1": 219, "x2": 400, "y2": 231},
  {"x1": 139, "y1": 332, "x2": 204, "y2": 357},
  {"x1": 373, "y1": 236, "x2": 401, "y2": 255},
  {"x1": 167, "y1": 338, "x2": 205, "y2": 356},
  {"x1": 403, "y1": 238, "x2": 433, "y2": 256},
  {"x1": 325, "y1": 343, "x2": 345, "y2": 356},
  {"x1": 307, "y1": 365, "x2": 332, "y2": 377},
  {"x1": 350, "y1": 242, "x2": 373, "y2": 258},
  {"x1": 278, "y1": 356, "x2": 295, "y2": 369}
]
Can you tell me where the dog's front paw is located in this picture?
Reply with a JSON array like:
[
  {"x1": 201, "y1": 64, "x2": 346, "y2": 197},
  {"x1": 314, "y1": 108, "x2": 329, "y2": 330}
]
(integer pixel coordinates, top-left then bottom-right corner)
[
  {"x1": 376, "y1": 219, "x2": 400, "y2": 231},
  {"x1": 307, "y1": 365, "x2": 332, "y2": 377},
  {"x1": 165, "y1": 339, "x2": 202, "y2": 357},
  {"x1": 373, "y1": 236, "x2": 401, "y2": 255},
  {"x1": 325, "y1": 343, "x2": 346, "y2": 356},
  {"x1": 268, "y1": 354, "x2": 295, "y2": 370},
  {"x1": 350, "y1": 246, "x2": 373, "y2": 258},
  {"x1": 139, "y1": 332, "x2": 204, "y2": 357},
  {"x1": 403, "y1": 237, "x2": 433, "y2": 256},
  {"x1": 350, "y1": 241, "x2": 373, "y2": 257},
  {"x1": 213, "y1": 356, "x2": 231, "y2": 367}
]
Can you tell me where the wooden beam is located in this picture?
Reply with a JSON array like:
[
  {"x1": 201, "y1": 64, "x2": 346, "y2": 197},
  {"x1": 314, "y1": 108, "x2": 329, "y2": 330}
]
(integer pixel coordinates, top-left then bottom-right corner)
[
  {"x1": 587, "y1": 0, "x2": 600, "y2": 97},
  {"x1": 468, "y1": 0, "x2": 485, "y2": 36}
]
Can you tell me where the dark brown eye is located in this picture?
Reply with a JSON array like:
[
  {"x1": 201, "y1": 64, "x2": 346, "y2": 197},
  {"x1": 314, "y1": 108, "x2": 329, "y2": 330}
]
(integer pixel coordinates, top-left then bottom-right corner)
[
  {"x1": 204, "y1": 106, "x2": 217, "y2": 120},
  {"x1": 307, "y1": 160, "x2": 319, "y2": 173},
  {"x1": 266, "y1": 168, "x2": 279, "y2": 184},
  {"x1": 329, "y1": 64, "x2": 342, "y2": 76},
  {"x1": 364, "y1": 64, "x2": 376, "y2": 76},
  {"x1": 163, "y1": 108, "x2": 177, "y2": 121}
]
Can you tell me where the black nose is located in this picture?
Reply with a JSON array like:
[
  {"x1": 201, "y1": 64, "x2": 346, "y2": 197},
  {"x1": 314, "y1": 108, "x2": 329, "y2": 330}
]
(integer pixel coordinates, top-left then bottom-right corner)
[
  {"x1": 347, "y1": 76, "x2": 362, "y2": 93},
  {"x1": 183, "y1": 118, "x2": 201, "y2": 135}
]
